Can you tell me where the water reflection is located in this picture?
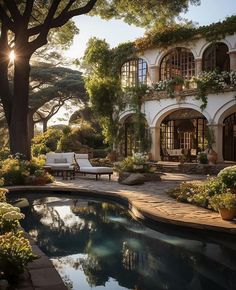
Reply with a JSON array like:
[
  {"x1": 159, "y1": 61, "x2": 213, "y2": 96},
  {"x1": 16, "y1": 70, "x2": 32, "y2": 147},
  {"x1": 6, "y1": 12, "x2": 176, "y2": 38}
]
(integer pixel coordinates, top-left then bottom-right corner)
[{"x1": 20, "y1": 196, "x2": 236, "y2": 290}]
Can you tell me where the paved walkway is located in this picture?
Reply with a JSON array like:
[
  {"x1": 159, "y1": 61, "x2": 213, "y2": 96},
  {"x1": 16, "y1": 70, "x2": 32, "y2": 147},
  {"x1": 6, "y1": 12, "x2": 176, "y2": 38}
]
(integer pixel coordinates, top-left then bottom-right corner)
[{"x1": 10, "y1": 172, "x2": 236, "y2": 235}]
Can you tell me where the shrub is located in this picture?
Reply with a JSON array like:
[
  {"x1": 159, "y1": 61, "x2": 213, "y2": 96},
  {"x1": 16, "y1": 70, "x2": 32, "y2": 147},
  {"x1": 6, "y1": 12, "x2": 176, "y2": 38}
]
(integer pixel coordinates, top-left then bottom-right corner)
[
  {"x1": 218, "y1": 166, "x2": 236, "y2": 189},
  {"x1": 209, "y1": 191, "x2": 236, "y2": 211},
  {"x1": 0, "y1": 188, "x2": 7, "y2": 202},
  {"x1": 168, "y1": 182, "x2": 201, "y2": 203},
  {"x1": 0, "y1": 231, "x2": 36, "y2": 278},
  {"x1": 115, "y1": 153, "x2": 150, "y2": 173},
  {"x1": 197, "y1": 152, "x2": 208, "y2": 164},
  {"x1": 0, "y1": 202, "x2": 24, "y2": 234},
  {"x1": 0, "y1": 157, "x2": 29, "y2": 186}
]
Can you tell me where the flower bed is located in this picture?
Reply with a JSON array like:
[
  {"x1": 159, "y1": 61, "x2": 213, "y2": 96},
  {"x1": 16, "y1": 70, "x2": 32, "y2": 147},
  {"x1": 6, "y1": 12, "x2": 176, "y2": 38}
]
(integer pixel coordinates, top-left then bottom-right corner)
[{"x1": 168, "y1": 166, "x2": 236, "y2": 217}]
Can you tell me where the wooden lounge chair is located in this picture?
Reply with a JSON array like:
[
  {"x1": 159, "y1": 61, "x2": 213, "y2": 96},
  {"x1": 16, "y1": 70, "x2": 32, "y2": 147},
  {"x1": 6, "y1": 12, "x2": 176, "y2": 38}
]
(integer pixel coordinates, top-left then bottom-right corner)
[{"x1": 75, "y1": 154, "x2": 113, "y2": 180}]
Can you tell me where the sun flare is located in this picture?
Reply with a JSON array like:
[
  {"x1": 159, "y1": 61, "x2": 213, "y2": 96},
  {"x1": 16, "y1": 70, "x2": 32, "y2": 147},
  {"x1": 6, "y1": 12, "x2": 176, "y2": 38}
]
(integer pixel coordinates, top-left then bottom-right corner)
[{"x1": 9, "y1": 50, "x2": 15, "y2": 62}]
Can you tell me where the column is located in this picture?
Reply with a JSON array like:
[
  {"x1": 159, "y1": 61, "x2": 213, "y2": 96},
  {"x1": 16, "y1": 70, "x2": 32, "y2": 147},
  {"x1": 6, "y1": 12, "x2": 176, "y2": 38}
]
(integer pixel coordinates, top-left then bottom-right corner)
[
  {"x1": 229, "y1": 51, "x2": 236, "y2": 71},
  {"x1": 149, "y1": 65, "x2": 160, "y2": 84},
  {"x1": 195, "y1": 58, "x2": 202, "y2": 75},
  {"x1": 207, "y1": 124, "x2": 224, "y2": 163},
  {"x1": 149, "y1": 126, "x2": 161, "y2": 161}
]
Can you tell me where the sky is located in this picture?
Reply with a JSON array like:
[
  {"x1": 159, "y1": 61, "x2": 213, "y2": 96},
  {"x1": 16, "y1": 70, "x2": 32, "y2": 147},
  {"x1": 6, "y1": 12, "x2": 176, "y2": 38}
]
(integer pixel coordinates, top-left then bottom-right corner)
[{"x1": 51, "y1": 0, "x2": 236, "y2": 126}]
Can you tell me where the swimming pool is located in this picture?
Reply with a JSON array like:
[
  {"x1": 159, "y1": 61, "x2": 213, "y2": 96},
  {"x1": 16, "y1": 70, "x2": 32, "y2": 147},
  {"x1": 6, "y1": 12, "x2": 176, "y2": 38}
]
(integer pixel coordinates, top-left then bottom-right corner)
[{"x1": 19, "y1": 194, "x2": 236, "y2": 290}]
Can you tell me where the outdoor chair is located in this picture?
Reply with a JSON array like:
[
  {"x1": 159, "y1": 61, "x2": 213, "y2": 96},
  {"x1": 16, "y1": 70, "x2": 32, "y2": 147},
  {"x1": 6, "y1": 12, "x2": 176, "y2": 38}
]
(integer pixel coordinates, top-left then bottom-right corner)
[
  {"x1": 75, "y1": 154, "x2": 113, "y2": 180},
  {"x1": 44, "y1": 152, "x2": 75, "y2": 179}
]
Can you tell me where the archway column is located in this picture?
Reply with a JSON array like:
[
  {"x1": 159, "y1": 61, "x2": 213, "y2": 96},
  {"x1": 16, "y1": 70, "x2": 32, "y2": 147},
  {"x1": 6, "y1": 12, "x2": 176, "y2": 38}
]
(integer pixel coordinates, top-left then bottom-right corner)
[
  {"x1": 207, "y1": 124, "x2": 224, "y2": 163},
  {"x1": 149, "y1": 65, "x2": 160, "y2": 84},
  {"x1": 195, "y1": 58, "x2": 202, "y2": 75},
  {"x1": 229, "y1": 50, "x2": 236, "y2": 71},
  {"x1": 150, "y1": 125, "x2": 161, "y2": 161}
]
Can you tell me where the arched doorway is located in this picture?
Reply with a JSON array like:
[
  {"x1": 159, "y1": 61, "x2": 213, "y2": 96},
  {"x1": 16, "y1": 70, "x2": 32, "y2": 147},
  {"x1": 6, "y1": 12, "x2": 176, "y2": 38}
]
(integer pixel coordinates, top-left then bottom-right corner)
[
  {"x1": 120, "y1": 115, "x2": 150, "y2": 157},
  {"x1": 223, "y1": 112, "x2": 236, "y2": 161},
  {"x1": 160, "y1": 109, "x2": 207, "y2": 159}
]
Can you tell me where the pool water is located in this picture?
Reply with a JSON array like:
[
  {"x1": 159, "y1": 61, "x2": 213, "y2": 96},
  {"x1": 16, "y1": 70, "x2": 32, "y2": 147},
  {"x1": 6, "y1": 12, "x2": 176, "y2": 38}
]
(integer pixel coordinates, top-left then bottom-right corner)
[{"x1": 19, "y1": 195, "x2": 236, "y2": 290}]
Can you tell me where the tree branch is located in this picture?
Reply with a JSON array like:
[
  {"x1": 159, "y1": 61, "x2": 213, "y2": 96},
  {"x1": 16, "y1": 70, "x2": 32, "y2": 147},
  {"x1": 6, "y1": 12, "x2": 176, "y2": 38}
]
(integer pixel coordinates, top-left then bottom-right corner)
[
  {"x1": 23, "y1": 0, "x2": 35, "y2": 23},
  {"x1": 0, "y1": 4, "x2": 15, "y2": 31},
  {"x1": 27, "y1": 0, "x2": 97, "y2": 36},
  {"x1": 3, "y1": 0, "x2": 22, "y2": 22}
]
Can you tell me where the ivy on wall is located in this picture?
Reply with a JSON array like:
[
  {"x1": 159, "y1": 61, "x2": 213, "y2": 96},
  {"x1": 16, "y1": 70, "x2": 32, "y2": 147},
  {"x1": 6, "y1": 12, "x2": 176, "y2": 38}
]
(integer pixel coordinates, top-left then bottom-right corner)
[{"x1": 134, "y1": 15, "x2": 236, "y2": 50}]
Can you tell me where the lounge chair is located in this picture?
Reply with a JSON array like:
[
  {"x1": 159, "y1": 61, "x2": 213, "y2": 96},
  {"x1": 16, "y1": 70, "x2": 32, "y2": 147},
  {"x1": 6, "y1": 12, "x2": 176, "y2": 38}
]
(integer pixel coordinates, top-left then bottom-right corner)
[
  {"x1": 44, "y1": 152, "x2": 75, "y2": 179},
  {"x1": 75, "y1": 154, "x2": 113, "y2": 180}
]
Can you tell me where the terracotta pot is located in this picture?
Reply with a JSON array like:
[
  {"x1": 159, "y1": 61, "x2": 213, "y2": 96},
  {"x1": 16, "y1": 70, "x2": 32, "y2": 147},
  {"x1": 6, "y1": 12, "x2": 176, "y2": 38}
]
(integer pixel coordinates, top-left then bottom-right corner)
[
  {"x1": 174, "y1": 84, "x2": 183, "y2": 93},
  {"x1": 207, "y1": 148, "x2": 218, "y2": 165},
  {"x1": 219, "y1": 208, "x2": 236, "y2": 220},
  {"x1": 34, "y1": 176, "x2": 46, "y2": 185}
]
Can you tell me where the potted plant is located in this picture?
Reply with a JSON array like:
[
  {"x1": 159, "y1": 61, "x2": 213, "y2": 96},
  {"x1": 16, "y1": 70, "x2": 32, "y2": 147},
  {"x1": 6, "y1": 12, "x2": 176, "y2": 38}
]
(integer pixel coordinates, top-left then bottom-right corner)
[
  {"x1": 205, "y1": 127, "x2": 218, "y2": 165},
  {"x1": 209, "y1": 191, "x2": 236, "y2": 220},
  {"x1": 34, "y1": 169, "x2": 46, "y2": 185},
  {"x1": 172, "y1": 75, "x2": 184, "y2": 93}
]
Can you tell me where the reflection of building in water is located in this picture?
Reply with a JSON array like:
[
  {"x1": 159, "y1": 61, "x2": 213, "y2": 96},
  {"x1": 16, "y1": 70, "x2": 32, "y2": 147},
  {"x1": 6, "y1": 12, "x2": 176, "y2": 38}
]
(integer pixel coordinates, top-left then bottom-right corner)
[{"x1": 122, "y1": 241, "x2": 148, "y2": 271}]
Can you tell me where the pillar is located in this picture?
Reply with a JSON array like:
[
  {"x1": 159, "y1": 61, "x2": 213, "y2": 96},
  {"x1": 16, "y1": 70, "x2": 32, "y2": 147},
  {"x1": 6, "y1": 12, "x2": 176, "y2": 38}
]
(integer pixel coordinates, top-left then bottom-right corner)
[
  {"x1": 149, "y1": 126, "x2": 161, "y2": 161},
  {"x1": 229, "y1": 50, "x2": 236, "y2": 71},
  {"x1": 149, "y1": 65, "x2": 160, "y2": 84},
  {"x1": 195, "y1": 58, "x2": 202, "y2": 75},
  {"x1": 207, "y1": 124, "x2": 224, "y2": 163}
]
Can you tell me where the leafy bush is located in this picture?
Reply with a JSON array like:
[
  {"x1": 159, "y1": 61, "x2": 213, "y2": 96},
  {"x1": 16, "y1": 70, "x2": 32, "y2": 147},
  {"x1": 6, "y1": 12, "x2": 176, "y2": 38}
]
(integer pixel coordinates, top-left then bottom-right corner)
[
  {"x1": 218, "y1": 166, "x2": 236, "y2": 189},
  {"x1": 168, "y1": 178, "x2": 224, "y2": 209},
  {"x1": 32, "y1": 128, "x2": 63, "y2": 156},
  {"x1": 115, "y1": 153, "x2": 150, "y2": 173},
  {"x1": 0, "y1": 188, "x2": 7, "y2": 202},
  {"x1": 0, "y1": 202, "x2": 24, "y2": 234},
  {"x1": 197, "y1": 152, "x2": 208, "y2": 164},
  {"x1": 0, "y1": 157, "x2": 29, "y2": 186},
  {"x1": 0, "y1": 231, "x2": 36, "y2": 278},
  {"x1": 209, "y1": 191, "x2": 236, "y2": 211}
]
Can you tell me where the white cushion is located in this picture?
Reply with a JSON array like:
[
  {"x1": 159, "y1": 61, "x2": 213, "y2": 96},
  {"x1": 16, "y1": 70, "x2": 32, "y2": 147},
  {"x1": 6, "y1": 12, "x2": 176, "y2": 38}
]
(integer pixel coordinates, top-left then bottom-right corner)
[
  {"x1": 79, "y1": 167, "x2": 113, "y2": 174},
  {"x1": 46, "y1": 152, "x2": 75, "y2": 165},
  {"x1": 75, "y1": 154, "x2": 92, "y2": 167},
  {"x1": 45, "y1": 163, "x2": 74, "y2": 169}
]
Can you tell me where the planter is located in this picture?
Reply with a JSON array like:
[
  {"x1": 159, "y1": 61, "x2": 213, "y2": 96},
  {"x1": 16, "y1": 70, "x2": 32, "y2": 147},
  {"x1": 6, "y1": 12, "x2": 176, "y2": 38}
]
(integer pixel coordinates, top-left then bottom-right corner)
[
  {"x1": 219, "y1": 208, "x2": 236, "y2": 220},
  {"x1": 34, "y1": 176, "x2": 46, "y2": 185},
  {"x1": 174, "y1": 84, "x2": 183, "y2": 93},
  {"x1": 207, "y1": 149, "x2": 218, "y2": 165}
]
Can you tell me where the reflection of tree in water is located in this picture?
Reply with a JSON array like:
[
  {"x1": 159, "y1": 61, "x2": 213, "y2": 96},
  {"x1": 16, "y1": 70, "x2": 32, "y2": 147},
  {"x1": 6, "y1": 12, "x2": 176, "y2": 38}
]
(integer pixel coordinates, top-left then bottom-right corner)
[{"x1": 21, "y1": 196, "x2": 236, "y2": 290}]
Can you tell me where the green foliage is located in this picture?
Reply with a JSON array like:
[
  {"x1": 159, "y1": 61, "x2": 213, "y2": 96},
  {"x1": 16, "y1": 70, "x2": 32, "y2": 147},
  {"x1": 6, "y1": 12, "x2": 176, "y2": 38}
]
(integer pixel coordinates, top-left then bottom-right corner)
[
  {"x1": 92, "y1": 0, "x2": 200, "y2": 28},
  {"x1": 135, "y1": 15, "x2": 236, "y2": 50},
  {"x1": 115, "y1": 153, "x2": 150, "y2": 173},
  {"x1": 0, "y1": 155, "x2": 49, "y2": 186},
  {"x1": 168, "y1": 177, "x2": 225, "y2": 210},
  {"x1": 0, "y1": 157, "x2": 29, "y2": 186},
  {"x1": 0, "y1": 188, "x2": 7, "y2": 203},
  {"x1": 209, "y1": 191, "x2": 236, "y2": 210},
  {"x1": 0, "y1": 203, "x2": 24, "y2": 235},
  {"x1": 197, "y1": 152, "x2": 208, "y2": 164},
  {"x1": 218, "y1": 166, "x2": 236, "y2": 189},
  {"x1": 32, "y1": 128, "x2": 63, "y2": 156},
  {"x1": 205, "y1": 127, "x2": 216, "y2": 150},
  {"x1": 0, "y1": 231, "x2": 37, "y2": 278}
]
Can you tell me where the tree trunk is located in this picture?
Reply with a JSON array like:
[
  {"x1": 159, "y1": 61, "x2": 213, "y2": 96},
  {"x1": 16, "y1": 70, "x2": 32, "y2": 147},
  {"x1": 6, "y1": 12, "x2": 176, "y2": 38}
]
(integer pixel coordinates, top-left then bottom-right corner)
[
  {"x1": 28, "y1": 111, "x2": 35, "y2": 143},
  {"x1": 42, "y1": 119, "x2": 48, "y2": 132},
  {"x1": 9, "y1": 55, "x2": 31, "y2": 159}
]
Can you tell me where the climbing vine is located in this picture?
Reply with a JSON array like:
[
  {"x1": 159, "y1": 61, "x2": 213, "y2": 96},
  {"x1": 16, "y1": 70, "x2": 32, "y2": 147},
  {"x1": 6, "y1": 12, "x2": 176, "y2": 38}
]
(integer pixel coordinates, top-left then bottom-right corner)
[{"x1": 135, "y1": 15, "x2": 236, "y2": 50}]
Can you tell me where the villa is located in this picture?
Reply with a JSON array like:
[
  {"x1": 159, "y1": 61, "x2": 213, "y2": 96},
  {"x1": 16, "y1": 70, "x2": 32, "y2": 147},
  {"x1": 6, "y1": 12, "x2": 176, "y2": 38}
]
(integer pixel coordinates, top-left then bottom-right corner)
[{"x1": 118, "y1": 19, "x2": 236, "y2": 163}]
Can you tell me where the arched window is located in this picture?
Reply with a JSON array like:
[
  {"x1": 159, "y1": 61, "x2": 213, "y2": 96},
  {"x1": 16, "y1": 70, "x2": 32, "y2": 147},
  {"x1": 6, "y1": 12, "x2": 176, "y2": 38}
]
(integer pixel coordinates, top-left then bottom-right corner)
[
  {"x1": 202, "y1": 42, "x2": 230, "y2": 72},
  {"x1": 160, "y1": 48, "x2": 195, "y2": 80},
  {"x1": 121, "y1": 58, "x2": 147, "y2": 88}
]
